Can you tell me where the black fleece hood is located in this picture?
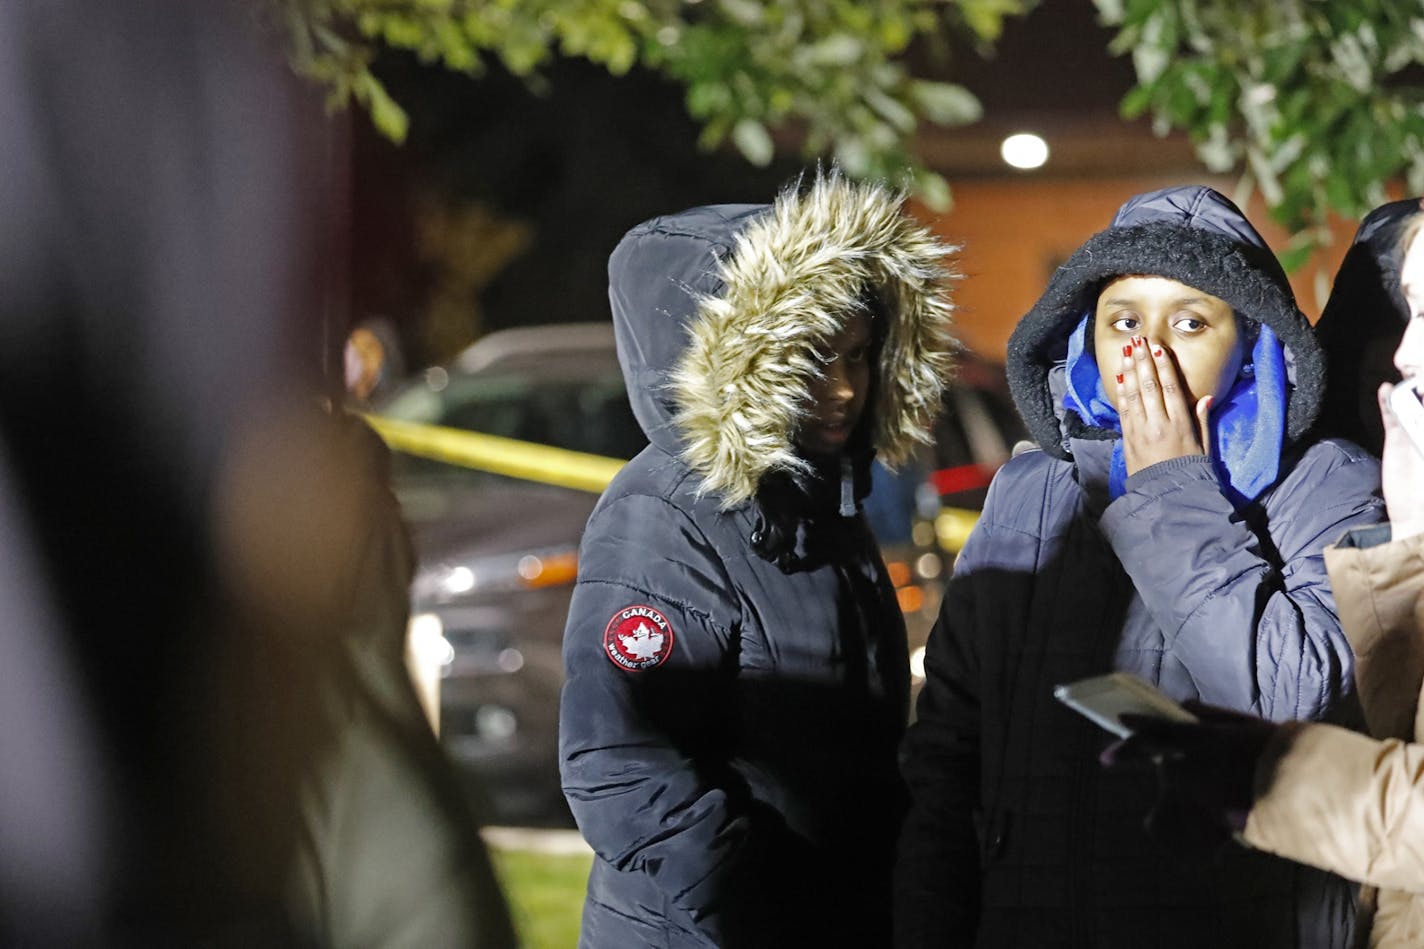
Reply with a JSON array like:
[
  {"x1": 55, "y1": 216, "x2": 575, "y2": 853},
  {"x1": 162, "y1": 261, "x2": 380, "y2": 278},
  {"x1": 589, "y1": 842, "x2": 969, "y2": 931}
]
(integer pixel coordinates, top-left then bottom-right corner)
[
  {"x1": 1312, "y1": 196, "x2": 1421, "y2": 455},
  {"x1": 1006, "y1": 185, "x2": 1324, "y2": 459}
]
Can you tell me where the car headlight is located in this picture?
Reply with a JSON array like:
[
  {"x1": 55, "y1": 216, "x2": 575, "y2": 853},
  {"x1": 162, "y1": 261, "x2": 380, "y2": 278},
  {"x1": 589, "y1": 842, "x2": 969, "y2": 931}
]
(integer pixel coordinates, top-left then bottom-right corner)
[
  {"x1": 909, "y1": 645, "x2": 927, "y2": 683},
  {"x1": 413, "y1": 546, "x2": 579, "y2": 603},
  {"x1": 408, "y1": 612, "x2": 455, "y2": 669}
]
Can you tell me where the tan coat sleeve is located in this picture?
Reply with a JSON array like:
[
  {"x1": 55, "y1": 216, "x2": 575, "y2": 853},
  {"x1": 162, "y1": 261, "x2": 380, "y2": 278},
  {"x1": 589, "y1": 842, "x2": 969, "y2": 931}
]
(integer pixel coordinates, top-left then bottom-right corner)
[
  {"x1": 1242, "y1": 534, "x2": 1424, "y2": 894},
  {"x1": 1243, "y1": 723, "x2": 1424, "y2": 892},
  {"x1": 1324, "y1": 532, "x2": 1424, "y2": 740}
]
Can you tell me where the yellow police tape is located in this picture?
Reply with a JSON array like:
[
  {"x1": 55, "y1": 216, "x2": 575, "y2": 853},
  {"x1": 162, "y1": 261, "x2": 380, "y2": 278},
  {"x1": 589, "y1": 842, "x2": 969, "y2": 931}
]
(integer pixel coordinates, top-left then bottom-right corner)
[
  {"x1": 364, "y1": 415, "x2": 625, "y2": 495},
  {"x1": 366, "y1": 414, "x2": 982, "y2": 551}
]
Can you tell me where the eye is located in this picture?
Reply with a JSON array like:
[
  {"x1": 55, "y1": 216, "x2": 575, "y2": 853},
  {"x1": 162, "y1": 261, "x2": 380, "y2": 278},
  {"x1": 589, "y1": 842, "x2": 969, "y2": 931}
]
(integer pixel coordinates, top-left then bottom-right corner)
[
  {"x1": 1172, "y1": 315, "x2": 1207, "y2": 334},
  {"x1": 1108, "y1": 315, "x2": 1139, "y2": 333},
  {"x1": 845, "y1": 345, "x2": 868, "y2": 364}
]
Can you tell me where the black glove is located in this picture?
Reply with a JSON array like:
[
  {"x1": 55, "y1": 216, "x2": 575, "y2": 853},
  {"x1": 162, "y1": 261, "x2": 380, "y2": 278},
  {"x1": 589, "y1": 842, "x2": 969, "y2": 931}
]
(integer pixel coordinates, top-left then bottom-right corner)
[{"x1": 1100, "y1": 700, "x2": 1279, "y2": 853}]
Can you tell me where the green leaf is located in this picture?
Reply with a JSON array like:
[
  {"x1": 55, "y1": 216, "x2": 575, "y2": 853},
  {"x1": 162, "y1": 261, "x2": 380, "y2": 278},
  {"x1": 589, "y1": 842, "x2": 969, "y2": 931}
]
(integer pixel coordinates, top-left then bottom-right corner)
[
  {"x1": 834, "y1": 136, "x2": 872, "y2": 176},
  {"x1": 1093, "y1": 0, "x2": 1126, "y2": 24},
  {"x1": 879, "y1": 13, "x2": 913, "y2": 52},
  {"x1": 731, "y1": 118, "x2": 775, "y2": 166},
  {"x1": 363, "y1": 75, "x2": 409, "y2": 143},
  {"x1": 1132, "y1": 42, "x2": 1170, "y2": 85},
  {"x1": 908, "y1": 81, "x2": 983, "y2": 125},
  {"x1": 912, "y1": 168, "x2": 953, "y2": 213},
  {"x1": 697, "y1": 115, "x2": 733, "y2": 150},
  {"x1": 686, "y1": 81, "x2": 733, "y2": 118},
  {"x1": 1277, "y1": 240, "x2": 1315, "y2": 274},
  {"x1": 806, "y1": 34, "x2": 864, "y2": 67},
  {"x1": 717, "y1": 0, "x2": 764, "y2": 28},
  {"x1": 864, "y1": 88, "x2": 917, "y2": 133},
  {"x1": 958, "y1": 0, "x2": 1034, "y2": 44},
  {"x1": 1119, "y1": 82, "x2": 1155, "y2": 118}
]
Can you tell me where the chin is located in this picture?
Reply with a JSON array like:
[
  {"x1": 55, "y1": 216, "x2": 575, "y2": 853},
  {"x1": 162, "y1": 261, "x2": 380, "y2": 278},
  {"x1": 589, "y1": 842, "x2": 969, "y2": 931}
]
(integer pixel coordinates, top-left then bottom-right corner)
[{"x1": 795, "y1": 437, "x2": 845, "y2": 458}]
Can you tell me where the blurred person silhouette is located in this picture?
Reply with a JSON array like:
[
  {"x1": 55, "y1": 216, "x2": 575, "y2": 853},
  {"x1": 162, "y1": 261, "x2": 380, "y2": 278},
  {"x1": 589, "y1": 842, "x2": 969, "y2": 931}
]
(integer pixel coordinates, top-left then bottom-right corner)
[
  {"x1": 0, "y1": 1, "x2": 513, "y2": 945},
  {"x1": 344, "y1": 316, "x2": 408, "y2": 407},
  {"x1": 558, "y1": 171, "x2": 959, "y2": 948},
  {"x1": 895, "y1": 185, "x2": 1384, "y2": 949},
  {"x1": 1313, "y1": 197, "x2": 1421, "y2": 456},
  {"x1": 1102, "y1": 206, "x2": 1424, "y2": 948}
]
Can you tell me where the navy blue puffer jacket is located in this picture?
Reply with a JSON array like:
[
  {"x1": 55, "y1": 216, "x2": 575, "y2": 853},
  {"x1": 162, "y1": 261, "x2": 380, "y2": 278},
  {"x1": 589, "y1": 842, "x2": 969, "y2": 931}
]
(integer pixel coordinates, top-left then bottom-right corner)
[
  {"x1": 895, "y1": 186, "x2": 1385, "y2": 949},
  {"x1": 559, "y1": 175, "x2": 959, "y2": 948}
]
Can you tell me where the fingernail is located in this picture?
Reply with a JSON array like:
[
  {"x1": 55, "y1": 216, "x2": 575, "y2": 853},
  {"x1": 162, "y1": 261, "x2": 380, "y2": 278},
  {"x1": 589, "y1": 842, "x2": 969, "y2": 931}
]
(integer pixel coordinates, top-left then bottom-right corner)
[
  {"x1": 1152, "y1": 347, "x2": 1163, "y2": 358},
  {"x1": 1115, "y1": 373, "x2": 1124, "y2": 384},
  {"x1": 1132, "y1": 336, "x2": 1143, "y2": 348},
  {"x1": 1122, "y1": 344, "x2": 1132, "y2": 357}
]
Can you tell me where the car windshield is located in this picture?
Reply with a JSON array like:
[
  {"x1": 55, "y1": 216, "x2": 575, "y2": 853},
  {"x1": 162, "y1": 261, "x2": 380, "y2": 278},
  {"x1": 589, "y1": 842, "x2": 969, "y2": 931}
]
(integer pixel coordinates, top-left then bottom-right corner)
[{"x1": 381, "y1": 366, "x2": 646, "y2": 484}]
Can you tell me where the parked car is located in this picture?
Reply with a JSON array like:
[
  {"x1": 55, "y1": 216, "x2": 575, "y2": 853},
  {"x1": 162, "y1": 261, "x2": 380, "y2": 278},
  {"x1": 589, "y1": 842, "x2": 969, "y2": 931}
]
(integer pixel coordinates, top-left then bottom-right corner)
[
  {"x1": 377, "y1": 323, "x2": 641, "y2": 826},
  {"x1": 377, "y1": 323, "x2": 1023, "y2": 824}
]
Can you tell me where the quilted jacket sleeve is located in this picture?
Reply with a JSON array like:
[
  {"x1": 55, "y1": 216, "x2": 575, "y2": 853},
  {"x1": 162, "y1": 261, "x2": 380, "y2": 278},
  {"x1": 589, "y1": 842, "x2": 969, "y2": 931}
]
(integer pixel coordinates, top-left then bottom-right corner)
[
  {"x1": 1097, "y1": 441, "x2": 1384, "y2": 721},
  {"x1": 558, "y1": 492, "x2": 783, "y2": 947}
]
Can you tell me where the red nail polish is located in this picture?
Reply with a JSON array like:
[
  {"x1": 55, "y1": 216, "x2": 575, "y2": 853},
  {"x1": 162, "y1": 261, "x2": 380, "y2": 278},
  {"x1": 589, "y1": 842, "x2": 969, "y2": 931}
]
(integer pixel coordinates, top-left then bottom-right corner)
[
  {"x1": 1132, "y1": 336, "x2": 1143, "y2": 347},
  {"x1": 1115, "y1": 373, "x2": 1124, "y2": 384},
  {"x1": 1122, "y1": 344, "x2": 1132, "y2": 357},
  {"x1": 1152, "y1": 347, "x2": 1163, "y2": 357}
]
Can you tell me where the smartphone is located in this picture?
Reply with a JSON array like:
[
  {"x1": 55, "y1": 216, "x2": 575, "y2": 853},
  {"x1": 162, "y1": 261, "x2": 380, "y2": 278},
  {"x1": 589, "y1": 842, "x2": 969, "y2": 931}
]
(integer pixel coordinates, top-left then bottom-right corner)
[
  {"x1": 1389, "y1": 378, "x2": 1424, "y2": 460},
  {"x1": 1053, "y1": 672, "x2": 1198, "y2": 739}
]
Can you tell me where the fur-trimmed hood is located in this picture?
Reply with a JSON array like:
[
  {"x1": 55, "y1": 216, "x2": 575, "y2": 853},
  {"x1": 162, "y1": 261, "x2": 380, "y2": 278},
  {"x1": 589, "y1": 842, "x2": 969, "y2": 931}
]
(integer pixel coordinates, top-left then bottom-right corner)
[
  {"x1": 606, "y1": 173, "x2": 959, "y2": 508},
  {"x1": 1006, "y1": 185, "x2": 1324, "y2": 459}
]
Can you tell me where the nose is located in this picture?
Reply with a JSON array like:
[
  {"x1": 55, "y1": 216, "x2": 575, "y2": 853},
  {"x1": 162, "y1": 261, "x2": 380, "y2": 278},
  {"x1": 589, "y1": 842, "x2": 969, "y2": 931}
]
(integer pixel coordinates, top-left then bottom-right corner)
[
  {"x1": 818, "y1": 360, "x2": 854, "y2": 405},
  {"x1": 1397, "y1": 317, "x2": 1424, "y2": 379}
]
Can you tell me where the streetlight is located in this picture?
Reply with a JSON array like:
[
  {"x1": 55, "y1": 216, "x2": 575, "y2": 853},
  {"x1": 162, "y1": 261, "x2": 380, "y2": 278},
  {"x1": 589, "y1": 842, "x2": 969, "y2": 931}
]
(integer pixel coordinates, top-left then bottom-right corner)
[{"x1": 1001, "y1": 132, "x2": 1049, "y2": 171}]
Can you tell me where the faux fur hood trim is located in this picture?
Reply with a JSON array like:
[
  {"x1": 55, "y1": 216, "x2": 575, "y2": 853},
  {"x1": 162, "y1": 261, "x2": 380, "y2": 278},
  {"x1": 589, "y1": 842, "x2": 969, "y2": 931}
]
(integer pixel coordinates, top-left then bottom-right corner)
[
  {"x1": 608, "y1": 172, "x2": 959, "y2": 509},
  {"x1": 1006, "y1": 185, "x2": 1323, "y2": 459}
]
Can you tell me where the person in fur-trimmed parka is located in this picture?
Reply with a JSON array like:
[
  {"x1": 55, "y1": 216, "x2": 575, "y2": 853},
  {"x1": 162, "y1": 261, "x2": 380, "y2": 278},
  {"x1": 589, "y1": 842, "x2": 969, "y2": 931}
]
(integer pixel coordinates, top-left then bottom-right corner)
[
  {"x1": 558, "y1": 172, "x2": 958, "y2": 948},
  {"x1": 895, "y1": 185, "x2": 1385, "y2": 948}
]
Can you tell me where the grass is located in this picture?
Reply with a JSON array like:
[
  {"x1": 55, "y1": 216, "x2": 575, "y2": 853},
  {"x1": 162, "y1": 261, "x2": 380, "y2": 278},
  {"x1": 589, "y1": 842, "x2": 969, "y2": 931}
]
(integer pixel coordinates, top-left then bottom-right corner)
[{"x1": 489, "y1": 846, "x2": 592, "y2": 949}]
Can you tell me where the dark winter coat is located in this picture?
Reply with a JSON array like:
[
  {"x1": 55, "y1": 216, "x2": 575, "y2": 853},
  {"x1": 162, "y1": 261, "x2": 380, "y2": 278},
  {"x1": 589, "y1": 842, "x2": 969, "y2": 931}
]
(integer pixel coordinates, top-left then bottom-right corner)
[
  {"x1": 559, "y1": 175, "x2": 960, "y2": 948},
  {"x1": 896, "y1": 186, "x2": 1386, "y2": 948}
]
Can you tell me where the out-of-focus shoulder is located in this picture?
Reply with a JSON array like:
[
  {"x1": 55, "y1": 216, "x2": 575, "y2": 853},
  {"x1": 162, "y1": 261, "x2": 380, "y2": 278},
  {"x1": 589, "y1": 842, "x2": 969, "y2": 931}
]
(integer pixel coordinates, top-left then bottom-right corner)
[
  {"x1": 974, "y1": 445, "x2": 1070, "y2": 535},
  {"x1": 991, "y1": 444, "x2": 1069, "y2": 488}
]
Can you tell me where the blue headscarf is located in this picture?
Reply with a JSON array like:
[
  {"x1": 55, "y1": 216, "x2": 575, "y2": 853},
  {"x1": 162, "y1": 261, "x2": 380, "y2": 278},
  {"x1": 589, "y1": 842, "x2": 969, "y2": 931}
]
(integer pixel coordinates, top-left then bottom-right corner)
[{"x1": 1062, "y1": 314, "x2": 1288, "y2": 506}]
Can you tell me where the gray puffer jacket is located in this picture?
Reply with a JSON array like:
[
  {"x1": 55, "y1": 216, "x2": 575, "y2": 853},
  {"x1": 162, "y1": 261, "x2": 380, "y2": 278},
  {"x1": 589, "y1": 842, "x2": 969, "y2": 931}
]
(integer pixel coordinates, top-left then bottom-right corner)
[
  {"x1": 560, "y1": 174, "x2": 959, "y2": 948},
  {"x1": 896, "y1": 186, "x2": 1385, "y2": 948}
]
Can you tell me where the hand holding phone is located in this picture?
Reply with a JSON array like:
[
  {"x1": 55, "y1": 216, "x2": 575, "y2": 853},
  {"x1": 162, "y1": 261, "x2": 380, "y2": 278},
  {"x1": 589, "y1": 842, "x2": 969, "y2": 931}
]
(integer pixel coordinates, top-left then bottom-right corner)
[{"x1": 1053, "y1": 672, "x2": 1197, "y2": 739}]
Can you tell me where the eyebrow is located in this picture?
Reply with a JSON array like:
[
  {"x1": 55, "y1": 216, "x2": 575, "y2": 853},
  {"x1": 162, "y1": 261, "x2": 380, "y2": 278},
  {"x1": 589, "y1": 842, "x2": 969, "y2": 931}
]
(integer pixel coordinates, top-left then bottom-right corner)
[{"x1": 1102, "y1": 296, "x2": 1213, "y2": 309}]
